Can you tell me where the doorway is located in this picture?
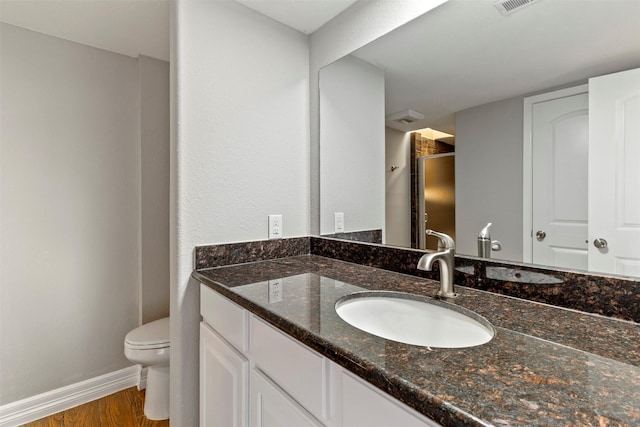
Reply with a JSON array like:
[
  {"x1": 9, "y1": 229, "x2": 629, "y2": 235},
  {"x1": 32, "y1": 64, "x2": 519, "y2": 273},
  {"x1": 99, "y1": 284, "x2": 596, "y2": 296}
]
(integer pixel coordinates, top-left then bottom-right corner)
[
  {"x1": 418, "y1": 153, "x2": 455, "y2": 250},
  {"x1": 524, "y1": 85, "x2": 589, "y2": 270},
  {"x1": 409, "y1": 132, "x2": 455, "y2": 249},
  {"x1": 524, "y1": 67, "x2": 640, "y2": 276}
]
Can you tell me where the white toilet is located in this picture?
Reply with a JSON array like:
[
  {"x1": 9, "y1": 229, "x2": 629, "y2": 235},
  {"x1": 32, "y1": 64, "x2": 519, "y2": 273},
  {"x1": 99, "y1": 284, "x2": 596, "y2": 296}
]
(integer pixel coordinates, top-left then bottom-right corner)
[{"x1": 124, "y1": 317, "x2": 170, "y2": 420}]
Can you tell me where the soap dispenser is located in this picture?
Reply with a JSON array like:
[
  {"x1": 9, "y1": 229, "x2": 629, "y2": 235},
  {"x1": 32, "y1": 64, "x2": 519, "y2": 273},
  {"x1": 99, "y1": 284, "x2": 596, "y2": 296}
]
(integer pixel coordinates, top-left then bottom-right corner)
[{"x1": 478, "y1": 223, "x2": 493, "y2": 258}]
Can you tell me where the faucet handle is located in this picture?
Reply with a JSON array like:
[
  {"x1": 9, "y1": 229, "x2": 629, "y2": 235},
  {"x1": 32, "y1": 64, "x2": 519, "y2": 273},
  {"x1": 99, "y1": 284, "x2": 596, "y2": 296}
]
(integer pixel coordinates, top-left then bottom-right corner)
[{"x1": 425, "y1": 230, "x2": 455, "y2": 250}]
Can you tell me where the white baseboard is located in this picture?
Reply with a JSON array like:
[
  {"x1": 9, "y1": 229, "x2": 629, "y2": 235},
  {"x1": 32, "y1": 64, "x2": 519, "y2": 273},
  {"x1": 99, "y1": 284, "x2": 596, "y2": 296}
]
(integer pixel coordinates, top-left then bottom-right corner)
[
  {"x1": 0, "y1": 365, "x2": 141, "y2": 427},
  {"x1": 139, "y1": 367, "x2": 148, "y2": 390}
]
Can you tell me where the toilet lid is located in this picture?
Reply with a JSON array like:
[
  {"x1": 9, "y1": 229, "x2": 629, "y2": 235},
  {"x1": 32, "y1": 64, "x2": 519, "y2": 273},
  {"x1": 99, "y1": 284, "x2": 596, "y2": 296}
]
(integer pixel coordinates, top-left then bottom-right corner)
[{"x1": 125, "y1": 317, "x2": 170, "y2": 348}]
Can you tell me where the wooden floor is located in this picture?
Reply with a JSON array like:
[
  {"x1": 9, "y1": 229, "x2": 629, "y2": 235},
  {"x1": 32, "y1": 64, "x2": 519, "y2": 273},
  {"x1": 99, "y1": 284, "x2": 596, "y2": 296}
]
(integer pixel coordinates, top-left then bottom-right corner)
[{"x1": 23, "y1": 387, "x2": 170, "y2": 427}]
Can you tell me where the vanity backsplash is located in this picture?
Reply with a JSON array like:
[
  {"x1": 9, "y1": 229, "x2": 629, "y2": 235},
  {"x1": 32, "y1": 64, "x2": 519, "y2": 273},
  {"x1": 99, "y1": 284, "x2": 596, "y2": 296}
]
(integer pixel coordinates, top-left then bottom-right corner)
[{"x1": 195, "y1": 236, "x2": 640, "y2": 323}]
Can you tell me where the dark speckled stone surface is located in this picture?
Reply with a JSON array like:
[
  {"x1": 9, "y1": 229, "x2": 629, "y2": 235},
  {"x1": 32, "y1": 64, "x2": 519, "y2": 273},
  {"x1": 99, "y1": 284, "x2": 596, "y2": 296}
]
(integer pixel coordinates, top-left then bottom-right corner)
[
  {"x1": 194, "y1": 255, "x2": 640, "y2": 427},
  {"x1": 194, "y1": 237, "x2": 309, "y2": 269},
  {"x1": 311, "y1": 237, "x2": 640, "y2": 323},
  {"x1": 321, "y1": 229, "x2": 383, "y2": 244}
]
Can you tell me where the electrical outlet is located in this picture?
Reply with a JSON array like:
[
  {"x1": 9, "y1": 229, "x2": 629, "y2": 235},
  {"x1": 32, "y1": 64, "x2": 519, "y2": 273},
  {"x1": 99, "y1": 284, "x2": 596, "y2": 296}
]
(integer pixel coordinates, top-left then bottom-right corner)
[
  {"x1": 268, "y1": 214, "x2": 282, "y2": 239},
  {"x1": 334, "y1": 212, "x2": 344, "y2": 233},
  {"x1": 268, "y1": 279, "x2": 283, "y2": 303}
]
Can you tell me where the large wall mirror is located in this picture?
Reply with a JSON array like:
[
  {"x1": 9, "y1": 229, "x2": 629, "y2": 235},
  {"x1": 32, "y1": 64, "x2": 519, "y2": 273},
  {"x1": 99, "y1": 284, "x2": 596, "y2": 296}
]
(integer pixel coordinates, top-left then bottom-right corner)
[{"x1": 319, "y1": 0, "x2": 640, "y2": 278}]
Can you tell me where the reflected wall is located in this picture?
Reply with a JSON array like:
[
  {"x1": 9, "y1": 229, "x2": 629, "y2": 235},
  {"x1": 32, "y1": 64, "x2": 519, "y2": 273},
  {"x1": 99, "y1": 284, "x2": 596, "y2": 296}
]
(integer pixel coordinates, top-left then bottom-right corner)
[
  {"x1": 455, "y1": 95, "x2": 524, "y2": 261},
  {"x1": 319, "y1": 55, "x2": 385, "y2": 238}
]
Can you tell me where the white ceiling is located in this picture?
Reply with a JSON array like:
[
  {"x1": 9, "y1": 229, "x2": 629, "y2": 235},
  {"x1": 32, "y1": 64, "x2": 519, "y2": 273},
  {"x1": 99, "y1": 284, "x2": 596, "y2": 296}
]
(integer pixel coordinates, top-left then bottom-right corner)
[
  {"x1": 4, "y1": 0, "x2": 637, "y2": 138},
  {"x1": 0, "y1": 0, "x2": 170, "y2": 61},
  {"x1": 236, "y1": 0, "x2": 357, "y2": 34},
  {"x1": 0, "y1": 0, "x2": 356, "y2": 61},
  {"x1": 352, "y1": 0, "x2": 640, "y2": 135}
]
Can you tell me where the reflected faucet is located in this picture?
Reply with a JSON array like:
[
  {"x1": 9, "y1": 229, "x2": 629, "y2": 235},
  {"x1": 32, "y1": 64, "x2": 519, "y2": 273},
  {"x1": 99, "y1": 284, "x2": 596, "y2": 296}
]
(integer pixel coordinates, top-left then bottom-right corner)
[{"x1": 417, "y1": 230, "x2": 457, "y2": 298}]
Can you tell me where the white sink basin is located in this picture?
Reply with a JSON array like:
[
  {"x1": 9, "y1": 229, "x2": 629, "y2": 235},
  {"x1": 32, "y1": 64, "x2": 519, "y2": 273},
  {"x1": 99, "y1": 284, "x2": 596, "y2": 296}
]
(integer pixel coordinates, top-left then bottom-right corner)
[{"x1": 335, "y1": 292, "x2": 495, "y2": 348}]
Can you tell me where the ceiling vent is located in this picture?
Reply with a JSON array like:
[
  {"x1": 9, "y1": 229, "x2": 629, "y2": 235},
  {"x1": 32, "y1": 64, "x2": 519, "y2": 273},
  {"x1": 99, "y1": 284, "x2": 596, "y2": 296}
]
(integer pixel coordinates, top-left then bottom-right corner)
[
  {"x1": 386, "y1": 109, "x2": 424, "y2": 125},
  {"x1": 494, "y1": 0, "x2": 540, "y2": 16}
]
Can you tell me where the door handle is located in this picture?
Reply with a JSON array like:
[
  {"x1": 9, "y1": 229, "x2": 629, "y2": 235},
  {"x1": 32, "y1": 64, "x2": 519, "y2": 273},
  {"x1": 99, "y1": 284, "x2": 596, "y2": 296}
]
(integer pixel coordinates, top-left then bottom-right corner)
[
  {"x1": 593, "y1": 238, "x2": 608, "y2": 249},
  {"x1": 536, "y1": 230, "x2": 546, "y2": 241}
]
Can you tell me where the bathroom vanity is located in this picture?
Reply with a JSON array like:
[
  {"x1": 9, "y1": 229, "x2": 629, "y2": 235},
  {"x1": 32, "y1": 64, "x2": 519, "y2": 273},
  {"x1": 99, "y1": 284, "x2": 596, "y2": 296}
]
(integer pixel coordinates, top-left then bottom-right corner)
[
  {"x1": 199, "y1": 279, "x2": 440, "y2": 427},
  {"x1": 193, "y1": 247, "x2": 640, "y2": 427}
]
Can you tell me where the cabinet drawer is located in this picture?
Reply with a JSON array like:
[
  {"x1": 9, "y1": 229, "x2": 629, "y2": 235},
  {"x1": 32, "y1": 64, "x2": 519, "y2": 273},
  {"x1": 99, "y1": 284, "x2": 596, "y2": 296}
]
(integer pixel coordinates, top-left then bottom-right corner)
[
  {"x1": 342, "y1": 372, "x2": 442, "y2": 427},
  {"x1": 249, "y1": 315, "x2": 327, "y2": 421},
  {"x1": 201, "y1": 284, "x2": 248, "y2": 353},
  {"x1": 250, "y1": 369, "x2": 322, "y2": 427}
]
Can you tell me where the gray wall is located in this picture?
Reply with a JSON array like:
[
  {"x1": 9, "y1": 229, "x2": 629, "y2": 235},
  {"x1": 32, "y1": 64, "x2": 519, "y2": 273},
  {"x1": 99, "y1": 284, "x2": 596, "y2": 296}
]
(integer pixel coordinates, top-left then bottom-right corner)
[
  {"x1": 455, "y1": 96, "x2": 524, "y2": 262},
  {"x1": 139, "y1": 55, "x2": 170, "y2": 324},
  {"x1": 0, "y1": 24, "x2": 169, "y2": 404},
  {"x1": 385, "y1": 127, "x2": 411, "y2": 247}
]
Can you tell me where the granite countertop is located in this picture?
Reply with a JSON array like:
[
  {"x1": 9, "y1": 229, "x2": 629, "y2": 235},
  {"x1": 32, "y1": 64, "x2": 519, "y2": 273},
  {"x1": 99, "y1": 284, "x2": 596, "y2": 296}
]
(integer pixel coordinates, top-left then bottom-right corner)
[{"x1": 193, "y1": 255, "x2": 640, "y2": 427}]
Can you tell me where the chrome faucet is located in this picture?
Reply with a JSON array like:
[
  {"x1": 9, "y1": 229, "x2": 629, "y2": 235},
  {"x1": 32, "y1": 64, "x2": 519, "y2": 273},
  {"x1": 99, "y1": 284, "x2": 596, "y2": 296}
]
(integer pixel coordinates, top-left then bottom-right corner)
[{"x1": 417, "y1": 230, "x2": 457, "y2": 298}]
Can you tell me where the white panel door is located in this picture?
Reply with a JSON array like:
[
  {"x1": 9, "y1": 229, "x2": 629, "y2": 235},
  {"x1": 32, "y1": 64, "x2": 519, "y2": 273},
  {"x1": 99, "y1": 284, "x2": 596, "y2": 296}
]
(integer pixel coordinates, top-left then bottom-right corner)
[
  {"x1": 531, "y1": 91, "x2": 589, "y2": 269},
  {"x1": 589, "y1": 67, "x2": 640, "y2": 277},
  {"x1": 200, "y1": 323, "x2": 249, "y2": 427}
]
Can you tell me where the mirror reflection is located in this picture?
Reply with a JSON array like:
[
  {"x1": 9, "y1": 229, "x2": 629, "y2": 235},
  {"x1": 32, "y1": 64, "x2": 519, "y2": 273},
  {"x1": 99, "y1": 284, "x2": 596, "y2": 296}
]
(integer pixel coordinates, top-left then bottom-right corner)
[{"x1": 319, "y1": 0, "x2": 640, "y2": 277}]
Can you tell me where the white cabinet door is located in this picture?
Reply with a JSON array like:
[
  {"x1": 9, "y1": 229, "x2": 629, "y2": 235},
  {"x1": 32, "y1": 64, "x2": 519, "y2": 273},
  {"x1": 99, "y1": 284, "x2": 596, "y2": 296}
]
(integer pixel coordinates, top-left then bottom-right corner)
[
  {"x1": 250, "y1": 369, "x2": 323, "y2": 427},
  {"x1": 200, "y1": 323, "x2": 249, "y2": 427},
  {"x1": 589, "y1": 67, "x2": 640, "y2": 276}
]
